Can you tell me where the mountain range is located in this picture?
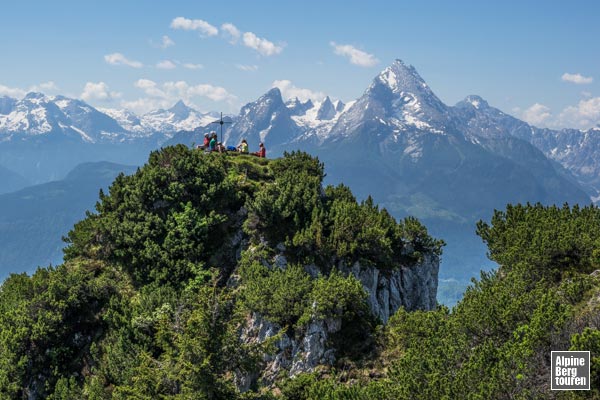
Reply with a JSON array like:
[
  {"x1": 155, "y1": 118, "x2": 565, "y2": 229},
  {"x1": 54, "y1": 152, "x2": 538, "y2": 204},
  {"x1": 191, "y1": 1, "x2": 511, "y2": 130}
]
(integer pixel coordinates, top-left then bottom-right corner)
[{"x1": 1, "y1": 59, "x2": 598, "y2": 301}]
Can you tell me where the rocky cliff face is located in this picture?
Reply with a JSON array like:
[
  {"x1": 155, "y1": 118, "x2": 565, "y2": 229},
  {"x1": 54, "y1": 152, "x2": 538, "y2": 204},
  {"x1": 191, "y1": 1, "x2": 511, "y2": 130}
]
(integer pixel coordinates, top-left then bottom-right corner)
[
  {"x1": 340, "y1": 254, "x2": 439, "y2": 323},
  {"x1": 236, "y1": 245, "x2": 440, "y2": 390}
]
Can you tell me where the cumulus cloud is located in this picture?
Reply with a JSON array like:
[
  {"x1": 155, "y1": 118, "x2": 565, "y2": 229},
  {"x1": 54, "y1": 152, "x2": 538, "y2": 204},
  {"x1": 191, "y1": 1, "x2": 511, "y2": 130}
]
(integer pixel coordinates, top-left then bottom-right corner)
[
  {"x1": 104, "y1": 53, "x2": 143, "y2": 68},
  {"x1": 221, "y1": 23, "x2": 241, "y2": 43},
  {"x1": 81, "y1": 82, "x2": 121, "y2": 102},
  {"x1": 183, "y1": 63, "x2": 204, "y2": 70},
  {"x1": 0, "y1": 84, "x2": 26, "y2": 98},
  {"x1": 0, "y1": 81, "x2": 60, "y2": 98},
  {"x1": 171, "y1": 18, "x2": 283, "y2": 57},
  {"x1": 120, "y1": 98, "x2": 172, "y2": 115},
  {"x1": 170, "y1": 17, "x2": 218, "y2": 36},
  {"x1": 330, "y1": 42, "x2": 379, "y2": 67},
  {"x1": 518, "y1": 98, "x2": 600, "y2": 130},
  {"x1": 242, "y1": 32, "x2": 284, "y2": 56},
  {"x1": 272, "y1": 80, "x2": 325, "y2": 103},
  {"x1": 34, "y1": 81, "x2": 59, "y2": 92},
  {"x1": 237, "y1": 64, "x2": 258, "y2": 72},
  {"x1": 156, "y1": 60, "x2": 177, "y2": 70},
  {"x1": 160, "y1": 35, "x2": 175, "y2": 48},
  {"x1": 521, "y1": 103, "x2": 553, "y2": 126},
  {"x1": 561, "y1": 73, "x2": 593, "y2": 85},
  {"x1": 557, "y1": 97, "x2": 600, "y2": 129},
  {"x1": 124, "y1": 78, "x2": 237, "y2": 114}
]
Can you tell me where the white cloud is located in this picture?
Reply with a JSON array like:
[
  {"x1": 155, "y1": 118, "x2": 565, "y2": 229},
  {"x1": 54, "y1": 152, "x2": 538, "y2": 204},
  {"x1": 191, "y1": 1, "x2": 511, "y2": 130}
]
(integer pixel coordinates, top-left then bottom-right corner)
[
  {"x1": 126, "y1": 78, "x2": 237, "y2": 113},
  {"x1": 186, "y1": 83, "x2": 235, "y2": 102},
  {"x1": 330, "y1": 42, "x2": 379, "y2": 67},
  {"x1": 272, "y1": 80, "x2": 325, "y2": 103},
  {"x1": 156, "y1": 60, "x2": 177, "y2": 70},
  {"x1": 170, "y1": 17, "x2": 218, "y2": 36},
  {"x1": 34, "y1": 81, "x2": 59, "y2": 92},
  {"x1": 104, "y1": 53, "x2": 143, "y2": 68},
  {"x1": 134, "y1": 79, "x2": 166, "y2": 98},
  {"x1": 160, "y1": 35, "x2": 175, "y2": 49},
  {"x1": 183, "y1": 63, "x2": 204, "y2": 70},
  {"x1": 0, "y1": 84, "x2": 26, "y2": 98},
  {"x1": 121, "y1": 98, "x2": 172, "y2": 115},
  {"x1": 81, "y1": 82, "x2": 121, "y2": 102},
  {"x1": 237, "y1": 64, "x2": 258, "y2": 72},
  {"x1": 521, "y1": 103, "x2": 552, "y2": 126},
  {"x1": 172, "y1": 19, "x2": 283, "y2": 57},
  {"x1": 557, "y1": 97, "x2": 600, "y2": 129},
  {"x1": 561, "y1": 73, "x2": 593, "y2": 85},
  {"x1": 242, "y1": 32, "x2": 284, "y2": 56},
  {"x1": 0, "y1": 81, "x2": 60, "y2": 98},
  {"x1": 518, "y1": 98, "x2": 600, "y2": 130},
  {"x1": 221, "y1": 23, "x2": 241, "y2": 43}
]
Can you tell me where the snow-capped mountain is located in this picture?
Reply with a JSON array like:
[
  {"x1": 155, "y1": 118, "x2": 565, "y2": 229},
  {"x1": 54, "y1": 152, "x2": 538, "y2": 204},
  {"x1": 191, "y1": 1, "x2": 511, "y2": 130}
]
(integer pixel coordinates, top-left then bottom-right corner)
[
  {"x1": 0, "y1": 93, "x2": 130, "y2": 143},
  {"x1": 140, "y1": 101, "x2": 220, "y2": 135},
  {"x1": 286, "y1": 98, "x2": 314, "y2": 116},
  {"x1": 101, "y1": 101, "x2": 220, "y2": 139},
  {"x1": 316, "y1": 96, "x2": 337, "y2": 120},
  {"x1": 452, "y1": 97, "x2": 600, "y2": 201},
  {"x1": 223, "y1": 88, "x2": 301, "y2": 150},
  {"x1": 525, "y1": 128, "x2": 600, "y2": 201}
]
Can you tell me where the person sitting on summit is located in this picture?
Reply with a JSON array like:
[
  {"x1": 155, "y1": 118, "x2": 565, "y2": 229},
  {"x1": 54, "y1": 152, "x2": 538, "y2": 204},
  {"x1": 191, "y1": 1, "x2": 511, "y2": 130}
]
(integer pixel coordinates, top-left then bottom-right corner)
[
  {"x1": 198, "y1": 133, "x2": 210, "y2": 150},
  {"x1": 209, "y1": 133, "x2": 217, "y2": 152},
  {"x1": 252, "y1": 142, "x2": 266, "y2": 158},
  {"x1": 237, "y1": 139, "x2": 249, "y2": 154}
]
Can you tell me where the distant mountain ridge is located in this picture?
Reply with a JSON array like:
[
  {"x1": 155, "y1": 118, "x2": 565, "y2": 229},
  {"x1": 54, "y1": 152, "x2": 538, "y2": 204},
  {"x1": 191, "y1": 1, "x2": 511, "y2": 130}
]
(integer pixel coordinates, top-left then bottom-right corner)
[
  {"x1": 0, "y1": 161, "x2": 137, "y2": 281},
  {"x1": 2, "y1": 64, "x2": 596, "y2": 204}
]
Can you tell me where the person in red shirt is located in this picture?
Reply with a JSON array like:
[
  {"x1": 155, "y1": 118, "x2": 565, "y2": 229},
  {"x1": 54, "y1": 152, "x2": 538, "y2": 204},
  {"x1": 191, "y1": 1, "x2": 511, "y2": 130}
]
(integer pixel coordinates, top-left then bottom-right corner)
[
  {"x1": 197, "y1": 133, "x2": 210, "y2": 150},
  {"x1": 253, "y1": 142, "x2": 266, "y2": 158}
]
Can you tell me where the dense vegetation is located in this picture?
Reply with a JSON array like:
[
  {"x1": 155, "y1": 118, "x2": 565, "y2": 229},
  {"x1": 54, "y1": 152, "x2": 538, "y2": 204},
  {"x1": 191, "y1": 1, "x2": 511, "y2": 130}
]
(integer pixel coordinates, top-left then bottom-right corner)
[
  {"x1": 2, "y1": 145, "x2": 599, "y2": 398},
  {"x1": 0, "y1": 146, "x2": 442, "y2": 399},
  {"x1": 274, "y1": 204, "x2": 600, "y2": 399}
]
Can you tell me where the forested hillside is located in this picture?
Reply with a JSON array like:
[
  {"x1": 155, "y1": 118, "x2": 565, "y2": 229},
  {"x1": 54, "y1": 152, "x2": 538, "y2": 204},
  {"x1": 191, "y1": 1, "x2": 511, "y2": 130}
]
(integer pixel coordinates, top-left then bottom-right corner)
[
  {"x1": 1, "y1": 146, "x2": 599, "y2": 398},
  {"x1": 0, "y1": 146, "x2": 443, "y2": 399}
]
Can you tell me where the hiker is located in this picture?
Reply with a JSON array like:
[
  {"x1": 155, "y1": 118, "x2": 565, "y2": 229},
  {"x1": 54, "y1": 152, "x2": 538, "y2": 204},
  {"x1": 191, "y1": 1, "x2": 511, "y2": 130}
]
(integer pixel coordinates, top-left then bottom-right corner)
[
  {"x1": 198, "y1": 133, "x2": 210, "y2": 150},
  {"x1": 253, "y1": 142, "x2": 266, "y2": 158},
  {"x1": 237, "y1": 139, "x2": 249, "y2": 154},
  {"x1": 209, "y1": 133, "x2": 217, "y2": 152}
]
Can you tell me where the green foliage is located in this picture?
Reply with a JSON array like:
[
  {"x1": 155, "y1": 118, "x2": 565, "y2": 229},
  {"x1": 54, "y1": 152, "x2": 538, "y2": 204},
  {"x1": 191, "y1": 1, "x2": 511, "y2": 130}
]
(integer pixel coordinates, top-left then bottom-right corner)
[
  {"x1": 0, "y1": 261, "x2": 127, "y2": 399},
  {"x1": 247, "y1": 151, "x2": 324, "y2": 251},
  {"x1": 240, "y1": 262, "x2": 313, "y2": 328},
  {"x1": 277, "y1": 372, "x2": 394, "y2": 400},
  {"x1": 476, "y1": 203, "x2": 600, "y2": 281},
  {"x1": 371, "y1": 203, "x2": 600, "y2": 399},
  {"x1": 87, "y1": 273, "x2": 258, "y2": 399},
  {"x1": 0, "y1": 147, "x2": 458, "y2": 398},
  {"x1": 64, "y1": 145, "x2": 243, "y2": 287},
  {"x1": 571, "y1": 328, "x2": 600, "y2": 394},
  {"x1": 308, "y1": 269, "x2": 368, "y2": 322},
  {"x1": 246, "y1": 152, "x2": 443, "y2": 267}
]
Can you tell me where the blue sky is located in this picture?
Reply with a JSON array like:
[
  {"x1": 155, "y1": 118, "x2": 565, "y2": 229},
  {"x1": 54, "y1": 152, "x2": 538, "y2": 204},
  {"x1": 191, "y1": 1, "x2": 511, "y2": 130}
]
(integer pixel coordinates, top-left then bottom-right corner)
[{"x1": 1, "y1": 0, "x2": 599, "y2": 129}]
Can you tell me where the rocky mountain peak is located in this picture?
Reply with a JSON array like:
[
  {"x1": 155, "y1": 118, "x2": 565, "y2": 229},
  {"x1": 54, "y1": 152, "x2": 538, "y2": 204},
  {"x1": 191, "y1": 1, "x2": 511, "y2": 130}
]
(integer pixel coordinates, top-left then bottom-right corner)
[
  {"x1": 168, "y1": 100, "x2": 191, "y2": 118},
  {"x1": 457, "y1": 95, "x2": 491, "y2": 110},
  {"x1": 286, "y1": 97, "x2": 315, "y2": 116},
  {"x1": 375, "y1": 59, "x2": 429, "y2": 94},
  {"x1": 316, "y1": 96, "x2": 336, "y2": 120},
  {"x1": 23, "y1": 92, "x2": 46, "y2": 101}
]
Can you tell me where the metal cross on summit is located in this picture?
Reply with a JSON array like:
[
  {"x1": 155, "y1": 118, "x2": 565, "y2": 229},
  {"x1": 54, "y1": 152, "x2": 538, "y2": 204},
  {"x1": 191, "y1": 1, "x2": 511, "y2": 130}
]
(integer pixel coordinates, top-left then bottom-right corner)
[{"x1": 211, "y1": 112, "x2": 232, "y2": 144}]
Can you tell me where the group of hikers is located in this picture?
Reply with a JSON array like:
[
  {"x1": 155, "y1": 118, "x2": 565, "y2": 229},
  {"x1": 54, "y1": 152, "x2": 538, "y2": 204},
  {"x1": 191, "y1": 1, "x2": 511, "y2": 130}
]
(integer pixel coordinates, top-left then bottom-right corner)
[{"x1": 197, "y1": 131, "x2": 266, "y2": 158}]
